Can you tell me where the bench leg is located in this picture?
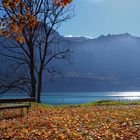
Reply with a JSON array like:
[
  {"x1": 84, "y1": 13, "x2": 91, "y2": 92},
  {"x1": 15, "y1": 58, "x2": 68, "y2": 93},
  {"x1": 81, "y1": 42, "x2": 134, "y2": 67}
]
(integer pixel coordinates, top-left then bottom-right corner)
[
  {"x1": 27, "y1": 107, "x2": 29, "y2": 114},
  {"x1": 21, "y1": 108, "x2": 23, "y2": 115}
]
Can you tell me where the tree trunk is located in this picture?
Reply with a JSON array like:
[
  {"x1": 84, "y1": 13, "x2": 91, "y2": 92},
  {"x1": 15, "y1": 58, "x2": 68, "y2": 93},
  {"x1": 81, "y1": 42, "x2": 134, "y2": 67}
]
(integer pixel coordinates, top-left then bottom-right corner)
[
  {"x1": 29, "y1": 47, "x2": 36, "y2": 99},
  {"x1": 37, "y1": 71, "x2": 42, "y2": 103},
  {"x1": 30, "y1": 68, "x2": 36, "y2": 98}
]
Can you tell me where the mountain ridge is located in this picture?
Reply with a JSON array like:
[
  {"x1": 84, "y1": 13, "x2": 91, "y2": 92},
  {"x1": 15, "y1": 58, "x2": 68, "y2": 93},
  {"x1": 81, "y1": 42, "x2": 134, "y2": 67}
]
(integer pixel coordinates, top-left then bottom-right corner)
[{"x1": 63, "y1": 33, "x2": 140, "y2": 41}]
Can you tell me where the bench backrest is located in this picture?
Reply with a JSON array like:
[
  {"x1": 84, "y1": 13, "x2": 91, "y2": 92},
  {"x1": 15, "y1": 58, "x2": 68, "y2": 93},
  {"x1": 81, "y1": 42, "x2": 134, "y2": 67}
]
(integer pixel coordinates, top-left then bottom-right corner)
[{"x1": 0, "y1": 97, "x2": 36, "y2": 103}]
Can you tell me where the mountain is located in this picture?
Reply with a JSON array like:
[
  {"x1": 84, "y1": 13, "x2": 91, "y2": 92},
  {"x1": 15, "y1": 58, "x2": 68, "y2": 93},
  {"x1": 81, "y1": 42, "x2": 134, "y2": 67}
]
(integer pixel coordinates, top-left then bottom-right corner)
[
  {"x1": 1, "y1": 32, "x2": 140, "y2": 92},
  {"x1": 45, "y1": 33, "x2": 140, "y2": 92}
]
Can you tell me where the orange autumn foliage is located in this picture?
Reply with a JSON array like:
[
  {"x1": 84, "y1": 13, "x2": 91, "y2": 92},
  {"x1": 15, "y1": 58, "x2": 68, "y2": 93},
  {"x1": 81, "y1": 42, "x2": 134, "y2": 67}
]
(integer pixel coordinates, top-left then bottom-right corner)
[
  {"x1": 1, "y1": 0, "x2": 72, "y2": 43},
  {"x1": 0, "y1": 104, "x2": 140, "y2": 139},
  {"x1": 55, "y1": 0, "x2": 72, "y2": 6}
]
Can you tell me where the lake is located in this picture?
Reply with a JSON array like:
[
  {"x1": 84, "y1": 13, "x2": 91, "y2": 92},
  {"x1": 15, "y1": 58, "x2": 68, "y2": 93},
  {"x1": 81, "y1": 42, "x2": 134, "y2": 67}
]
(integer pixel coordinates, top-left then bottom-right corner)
[{"x1": 1, "y1": 92, "x2": 140, "y2": 105}]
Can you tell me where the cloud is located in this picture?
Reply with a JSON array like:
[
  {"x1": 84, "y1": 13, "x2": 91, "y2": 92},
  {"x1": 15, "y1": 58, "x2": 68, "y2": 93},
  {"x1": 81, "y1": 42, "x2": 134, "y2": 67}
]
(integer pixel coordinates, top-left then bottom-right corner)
[
  {"x1": 64, "y1": 35, "x2": 93, "y2": 39},
  {"x1": 65, "y1": 35, "x2": 73, "y2": 37}
]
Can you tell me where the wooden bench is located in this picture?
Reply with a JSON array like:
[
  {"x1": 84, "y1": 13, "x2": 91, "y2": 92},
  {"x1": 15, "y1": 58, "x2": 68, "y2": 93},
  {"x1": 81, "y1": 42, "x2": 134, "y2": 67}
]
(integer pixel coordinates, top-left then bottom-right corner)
[{"x1": 0, "y1": 97, "x2": 35, "y2": 114}]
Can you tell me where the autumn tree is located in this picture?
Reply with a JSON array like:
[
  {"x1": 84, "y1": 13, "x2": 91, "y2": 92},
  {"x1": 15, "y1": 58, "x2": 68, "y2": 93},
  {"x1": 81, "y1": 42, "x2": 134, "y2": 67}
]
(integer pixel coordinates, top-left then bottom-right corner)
[{"x1": 0, "y1": 0, "x2": 73, "y2": 102}]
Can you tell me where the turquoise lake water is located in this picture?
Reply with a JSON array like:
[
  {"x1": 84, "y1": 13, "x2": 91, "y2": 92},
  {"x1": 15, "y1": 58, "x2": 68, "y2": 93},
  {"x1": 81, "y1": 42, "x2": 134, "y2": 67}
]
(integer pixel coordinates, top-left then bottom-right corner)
[{"x1": 1, "y1": 92, "x2": 140, "y2": 105}]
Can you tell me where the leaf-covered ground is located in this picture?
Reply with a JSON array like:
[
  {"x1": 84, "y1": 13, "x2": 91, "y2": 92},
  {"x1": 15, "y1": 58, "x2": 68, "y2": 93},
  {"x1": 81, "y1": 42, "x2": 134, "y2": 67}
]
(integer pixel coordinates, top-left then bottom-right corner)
[{"x1": 0, "y1": 104, "x2": 140, "y2": 139}]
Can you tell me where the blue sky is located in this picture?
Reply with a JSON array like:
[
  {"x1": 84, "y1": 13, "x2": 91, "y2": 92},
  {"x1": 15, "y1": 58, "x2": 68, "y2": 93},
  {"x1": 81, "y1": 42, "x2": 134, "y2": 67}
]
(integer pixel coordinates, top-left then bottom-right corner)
[{"x1": 58, "y1": 0, "x2": 140, "y2": 38}]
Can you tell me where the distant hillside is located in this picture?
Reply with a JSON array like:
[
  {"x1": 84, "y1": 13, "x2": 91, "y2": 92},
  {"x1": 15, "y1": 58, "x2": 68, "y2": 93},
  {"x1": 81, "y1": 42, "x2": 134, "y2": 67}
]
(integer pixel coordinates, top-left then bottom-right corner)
[
  {"x1": 46, "y1": 33, "x2": 140, "y2": 92},
  {"x1": 1, "y1": 33, "x2": 140, "y2": 92}
]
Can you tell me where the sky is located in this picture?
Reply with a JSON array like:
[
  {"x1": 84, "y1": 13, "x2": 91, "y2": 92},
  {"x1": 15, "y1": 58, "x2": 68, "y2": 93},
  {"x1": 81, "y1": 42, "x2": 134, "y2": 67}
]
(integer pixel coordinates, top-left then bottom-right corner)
[{"x1": 58, "y1": 0, "x2": 140, "y2": 38}]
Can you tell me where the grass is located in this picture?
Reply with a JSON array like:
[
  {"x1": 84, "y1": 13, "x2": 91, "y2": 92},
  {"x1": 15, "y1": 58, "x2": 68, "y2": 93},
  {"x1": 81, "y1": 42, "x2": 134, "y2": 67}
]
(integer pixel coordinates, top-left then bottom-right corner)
[
  {"x1": 83, "y1": 99, "x2": 140, "y2": 106},
  {"x1": 49, "y1": 100, "x2": 140, "y2": 107},
  {"x1": 0, "y1": 100, "x2": 140, "y2": 139}
]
